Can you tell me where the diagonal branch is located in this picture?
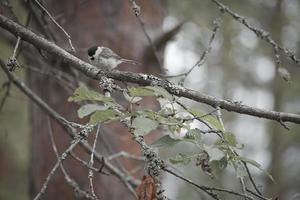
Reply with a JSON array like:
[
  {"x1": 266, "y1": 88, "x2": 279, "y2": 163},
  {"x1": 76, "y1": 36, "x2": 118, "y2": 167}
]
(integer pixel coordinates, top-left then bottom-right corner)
[
  {"x1": 210, "y1": 0, "x2": 300, "y2": 67},
  {"x1": 0, "y1": 59, "x2": 139, "y2": 197},
  {"x1": 0, "y1": 14, "x2": 300, "y2": 124}
]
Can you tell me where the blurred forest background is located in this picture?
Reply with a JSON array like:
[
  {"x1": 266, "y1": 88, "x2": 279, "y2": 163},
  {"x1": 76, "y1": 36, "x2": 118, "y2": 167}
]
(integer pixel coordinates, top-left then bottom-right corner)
[{"x1": 0, "y1": 0, "x2": 300, "y2": 199}]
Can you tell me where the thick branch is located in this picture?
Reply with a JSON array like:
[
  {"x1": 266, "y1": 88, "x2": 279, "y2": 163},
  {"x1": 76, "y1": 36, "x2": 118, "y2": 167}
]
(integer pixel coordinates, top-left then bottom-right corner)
[{"x1": 0, "y1": 15, "x2": 300, "y2": 124}]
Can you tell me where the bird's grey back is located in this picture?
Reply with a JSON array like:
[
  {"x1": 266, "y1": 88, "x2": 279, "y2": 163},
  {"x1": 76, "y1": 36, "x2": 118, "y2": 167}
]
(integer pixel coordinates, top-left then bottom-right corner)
[{"x1": 100, "y1": 47, "x2": 121, "y2": 59}]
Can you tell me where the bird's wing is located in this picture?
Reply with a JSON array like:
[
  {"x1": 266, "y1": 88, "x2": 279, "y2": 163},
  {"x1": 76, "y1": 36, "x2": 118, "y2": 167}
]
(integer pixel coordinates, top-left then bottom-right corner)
[{"x1": 100, "y1": 47, "x2": 121, "y2": 60}]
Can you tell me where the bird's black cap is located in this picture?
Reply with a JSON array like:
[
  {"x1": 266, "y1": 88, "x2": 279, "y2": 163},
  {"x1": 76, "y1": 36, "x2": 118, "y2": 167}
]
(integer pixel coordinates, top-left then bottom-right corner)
[{"x1": 87, "y1": 46, "x2": 98, "y2": 56}]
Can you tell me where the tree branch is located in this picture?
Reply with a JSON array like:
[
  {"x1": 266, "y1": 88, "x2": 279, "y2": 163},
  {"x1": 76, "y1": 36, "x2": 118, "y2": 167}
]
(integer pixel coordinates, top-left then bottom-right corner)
[
  {"x1": 0, "y1": 59, "x2": 139, "y2": 196},
  {"x1": 1, "y1": 14, "x2": 300, "y2": 124}
]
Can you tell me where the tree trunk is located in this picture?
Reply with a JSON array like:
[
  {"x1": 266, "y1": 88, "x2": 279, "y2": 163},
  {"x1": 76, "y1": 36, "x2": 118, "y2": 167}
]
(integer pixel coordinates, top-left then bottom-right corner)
[{"x1": 27, "y1": 0, "x2": 165, "y2": 199}]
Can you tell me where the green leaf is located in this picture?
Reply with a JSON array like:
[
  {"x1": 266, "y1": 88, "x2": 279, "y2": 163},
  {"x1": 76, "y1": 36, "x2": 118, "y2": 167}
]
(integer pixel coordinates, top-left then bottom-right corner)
[
  {"x1": 77, "y1": 104, "x2": 107, "y2": 119},
  {"x1": 188, "y1": 108, "x2": 224, "y2": 131},
  {"x1": 129, "y1": 86, "x2": 173, "y2": 101},
  {"x1": 89, "y1": 109, "x2": 120, "y2": 124},
  {"x1": 129, "y1": 87, "x2": 155, "y2": 97},
  {"x1": 132, "y1": 116, "x2": 158, "y2": 136},
  {"x1": 145, "y1": 86, "x2": 173, "y2": 101},
  {"x1": 151, "y1": 135, "x2": 182, "y2": 148},
  {"x1": 188, "y1": 129, "x2": 203, "y2": 144},
  {"x1": 68, "y1": 86, "x2": 113, "y2": 103},
  {"x1": 204, "y1": 145, "x2": 225, "y2": 161},
  {"x1": 239, "y1": 157, "x2": 261, "y2": 168},
  {"x1": 224, "y1": 132, "x2": 237, "y2": 147},
  {"x1": 169, "y1": 153, "x2": 191, "y2": 165}
]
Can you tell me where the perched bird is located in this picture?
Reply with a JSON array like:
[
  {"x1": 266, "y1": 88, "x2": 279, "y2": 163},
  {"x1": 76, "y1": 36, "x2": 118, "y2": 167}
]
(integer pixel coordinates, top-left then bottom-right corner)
[{"x1": 87, "y1": 46, "x2": 138, "y2": 70}]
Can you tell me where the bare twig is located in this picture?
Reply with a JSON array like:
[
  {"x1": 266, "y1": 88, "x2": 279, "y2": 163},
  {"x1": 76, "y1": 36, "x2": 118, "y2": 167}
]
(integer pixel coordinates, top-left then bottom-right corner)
[
  {"x1": 88, "y1": 124, "x2": 101, "y2": 199},
  {"x1": 243, "y1": 161, "x2": 262, "y2": 196},
  {"x1": 6, "y1": 36, "x2": 21, "y2": 71},
  {"x1": 216, "y1": 106, "x2": 248, "y2": 199},
  {"x1": 128, "y1": 0, "x2": 163, "y2": 68},
  {"x1": 246, "y1": 189, "x2": 269, "y2": 200},
  {"x1": 32, "y1": 0, "x2": 75, "y2": 52},
  {"x1": 0, "y1": 59, "x2": 139, "y2": 197},
  {"x1": 164, "y1": 168, "x2": 254, "y2": 200},
  {"x1": 210, "y1": 0, "x2": 300, "y2": 67},
  {"x1": 70, "y1": 151, "x2": 108, "y2": 174},
  {"x1": 165, "y1": 10, "x2": 224, "y2": 82},
  {"x1": 107, "y1": 151, "x2": 145, "y2": 162},
  {"x1": 176, "y1": 100, "x2": 215, "y2": 130},
  {"x1": 47, "y1": 118, "x2": 96, "y2": 200},
  {"x1": 33, "y1": 135, "x2": 84, "y2": 200},
  {"x1": 215, "y1": 106, "x2": 225, "y2": 131}
]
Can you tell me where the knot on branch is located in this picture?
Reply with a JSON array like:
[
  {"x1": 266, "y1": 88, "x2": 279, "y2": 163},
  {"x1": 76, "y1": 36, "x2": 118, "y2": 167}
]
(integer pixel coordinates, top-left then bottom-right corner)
[
  {"x1": 6, "y1": 57, "x2": 19, "y2": 72},
  {"x1": 144, "y1": 149, "x2": 164, "y2": 177},
  {"x1": 76, "y1": 125, "x2": 94, "y2": 139}
]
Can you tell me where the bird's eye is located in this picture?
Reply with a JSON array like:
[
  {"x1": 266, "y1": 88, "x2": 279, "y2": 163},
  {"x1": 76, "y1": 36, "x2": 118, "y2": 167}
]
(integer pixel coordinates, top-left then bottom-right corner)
[{"x1": 91, "y1": 57, "x2": 95, "y2": 60}]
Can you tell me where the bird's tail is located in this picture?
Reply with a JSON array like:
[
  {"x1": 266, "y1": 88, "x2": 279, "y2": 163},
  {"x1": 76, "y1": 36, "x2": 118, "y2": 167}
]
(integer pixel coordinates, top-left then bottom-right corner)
[{"x1": 121, "y1": 59, "x2": 139, "y2": 65}]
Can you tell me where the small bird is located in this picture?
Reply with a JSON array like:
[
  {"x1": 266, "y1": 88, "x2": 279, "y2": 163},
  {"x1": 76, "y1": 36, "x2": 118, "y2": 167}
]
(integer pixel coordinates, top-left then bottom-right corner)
[{"x1": 87, "y1": 46, "x2": 138, "y2": 70}]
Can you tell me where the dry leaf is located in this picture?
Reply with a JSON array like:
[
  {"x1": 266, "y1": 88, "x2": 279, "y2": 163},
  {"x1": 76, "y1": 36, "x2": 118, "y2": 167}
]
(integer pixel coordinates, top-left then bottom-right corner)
[{"x1": 135, "y1": 175, "x2": 156, "y2": 200}]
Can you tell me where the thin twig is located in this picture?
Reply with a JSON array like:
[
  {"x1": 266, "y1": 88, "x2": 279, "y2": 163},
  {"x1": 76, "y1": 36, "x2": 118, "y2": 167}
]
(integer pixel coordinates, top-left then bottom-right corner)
[
  {"x1": 33, "y1": 0, "x2": 76, "y2": 52},
  {"x1": 165, "y1": 10, "x2": 224, "y2": 83},
  {"x1": 107, "y1": 151, "x2": 145, "y2": 161},
  {"x1": 210, "y1": 0, "x2": 300, "y2": 67},
  {"x1": 33, "y1": 136, "x2": 83, "y2": 200},
  {"x1": 0, "y1": 59, "x2": 139, "y2": 197},
  {"x1": 164, "y1": 168, "x2": 254, "y2": 200},
  {"x1": 246, "y1": 189, "x2": 269, "y2": 200},
  {"x1": 47, "y1": 118, "x2": 96, "y2": 200},
  {"x1": 243, "y1": 161, "x2": 262, "y2": 195},
  {"x1": 7, "y1": 36, "x2": 21, "y2": 71},
  {"x1": 176, "y1": 100, "x2": 214, "y2": 130},
  {"x1": 216, "y1": 106, "x2": 248, "y2": 199},
  {"x1": 70, "y1": 151, "x2": 109, "y2": 174},
  {"x1": 128, "y1": 0, "x2": 163, "y2": 68},
  {"x1": 240, "y1": 177, "x2": 248, "y2": 200},
  {"x1": 165, "y1": 168, "x2": 219, "y2": 200},
  {"x1": 88, "y1": 124, "x2": 101, "y2": 200}
]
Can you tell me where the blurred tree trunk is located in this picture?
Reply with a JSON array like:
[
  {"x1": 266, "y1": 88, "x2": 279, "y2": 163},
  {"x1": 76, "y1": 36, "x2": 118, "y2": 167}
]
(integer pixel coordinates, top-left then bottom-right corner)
[
  {"x1": 27, "y1": 0, "x2": 165, "y2": 199},
  {"x1": 265, "y1": 0, "x2": 285, "y2": 198}
]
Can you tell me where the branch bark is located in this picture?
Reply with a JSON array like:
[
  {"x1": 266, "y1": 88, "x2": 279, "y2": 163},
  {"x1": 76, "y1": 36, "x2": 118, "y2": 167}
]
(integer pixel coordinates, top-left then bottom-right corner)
[{"x1": 1, "y1": 14, "x2": 300, "y2": 124}]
